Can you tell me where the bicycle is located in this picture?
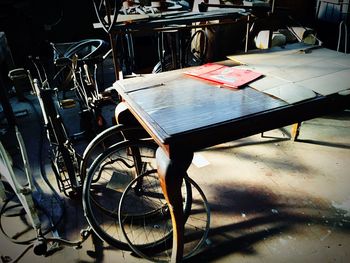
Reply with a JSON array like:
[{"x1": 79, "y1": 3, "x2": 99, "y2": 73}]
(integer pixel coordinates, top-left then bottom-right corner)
[
  {"x1": 8, "y1": 58, "x2": 81, "y2": 197},
  {"x1": 0, "y1": 125, "x2": 90, "y2": 262},
  {"x1": 82, "y1": 134, "x2": 210, "y2": 261}
]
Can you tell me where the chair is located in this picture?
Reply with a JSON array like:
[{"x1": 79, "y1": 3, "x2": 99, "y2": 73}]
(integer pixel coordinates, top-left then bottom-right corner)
[{"x1": 316, "y1": 0, "x2": 349, "y2": 53}]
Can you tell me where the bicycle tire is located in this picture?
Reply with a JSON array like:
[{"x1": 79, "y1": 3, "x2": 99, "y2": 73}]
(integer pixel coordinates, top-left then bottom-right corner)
[
  {"x1": 184, "y1": 29, "x2": 208, "y2": 67},
  {"x1": 80, "y1": 124, "x2": 151, "y2": 182},
  {"x1": 82, "y1": 140, "x2": 159, "y2": 250},
  {"x1": 118, "y1": 172, "x2": 210, "y2": 262}
]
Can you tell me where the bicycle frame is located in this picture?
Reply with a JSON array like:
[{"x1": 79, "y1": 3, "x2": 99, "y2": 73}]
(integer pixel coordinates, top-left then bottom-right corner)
[
  {"x1": 53, "y1": 48, "x2": 118, "y2": 140},
  {"x1": 31, "y1": 77, "x2": 80, "y2": 194},
  {"x1": 71, "y1": 55, "x2": 104, "y2": 111}
]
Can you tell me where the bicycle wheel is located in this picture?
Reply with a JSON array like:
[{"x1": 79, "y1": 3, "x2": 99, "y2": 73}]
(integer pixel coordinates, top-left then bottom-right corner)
[
  {"x1": 119, "y1": 172, "x2": 210, "y2": 262},
  {"x1": 184, "y1": 29, "x2": 208, "y2": 67},
  {"x1": 80, "y1": 124, "x2": 150, "y2": 182},
  {"x1": 82, "y1": 139, "x2": 159, "y2": 250}
]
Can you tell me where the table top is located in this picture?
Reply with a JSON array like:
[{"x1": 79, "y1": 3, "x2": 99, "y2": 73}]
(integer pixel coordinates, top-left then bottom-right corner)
[
  {"x1": 229, "y1": 43, "x2": 350, "y2": 102},
  {"x1": 114, "y1": 44, "x2": 350, "y2": 156}
]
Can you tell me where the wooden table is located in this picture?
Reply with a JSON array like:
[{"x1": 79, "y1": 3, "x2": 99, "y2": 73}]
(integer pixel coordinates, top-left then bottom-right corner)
[{"x1": 113, "y1": 44, "x2": 350, "y2": 262}]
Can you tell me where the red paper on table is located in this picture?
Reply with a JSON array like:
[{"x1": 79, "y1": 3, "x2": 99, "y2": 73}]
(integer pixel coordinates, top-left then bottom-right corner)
[
  {"x1": 184, "y1": 63, "x2": 224, "y2": 76},
  {"x1": 185, "y1": 63, "x2": 262, "y2": 88}
]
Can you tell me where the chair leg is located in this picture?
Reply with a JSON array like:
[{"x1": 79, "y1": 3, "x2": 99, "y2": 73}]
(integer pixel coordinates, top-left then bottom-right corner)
[
  {"x1": 291, "y1": 122, "x2": 301, "y2": 141},
  {"x1": 315, "y1": 0, "x2": 322, "y2": 20}
]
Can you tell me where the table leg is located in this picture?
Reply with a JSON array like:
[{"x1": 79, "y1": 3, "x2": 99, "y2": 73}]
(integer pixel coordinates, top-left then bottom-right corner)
[
  {"x1": 156, "y1": 147, "x2": 193, "y2": 262},
  {"x1": 109, "y1": 31, "x2": 120, "y2": 81}
]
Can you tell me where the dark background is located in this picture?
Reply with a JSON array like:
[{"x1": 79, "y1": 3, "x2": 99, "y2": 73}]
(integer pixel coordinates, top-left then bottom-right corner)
[
  {"x1": 0, "y1": 0, "x2": 346, "y2": 76},
  {"x1": 0, "y1": 0, "x2": 104, "y2": 68}
]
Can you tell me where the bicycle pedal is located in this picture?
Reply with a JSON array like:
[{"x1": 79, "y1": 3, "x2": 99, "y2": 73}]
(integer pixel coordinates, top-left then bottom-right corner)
[{"x1": 60, "y1": 99, "x2": 76, "y2": 109}]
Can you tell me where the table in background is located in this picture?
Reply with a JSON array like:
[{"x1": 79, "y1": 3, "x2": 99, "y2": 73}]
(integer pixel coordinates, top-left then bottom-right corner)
[{"x1": 94, "y1": 8, "x2": 250, "y2": 79}]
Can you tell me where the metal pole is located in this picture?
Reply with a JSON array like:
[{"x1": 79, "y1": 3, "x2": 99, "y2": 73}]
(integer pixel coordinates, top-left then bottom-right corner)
[
  {"x1": 109, "y1": 32, "x2": 120, "y2": 80},
  {"x1": 271, "y1": 0, "x2": 275, "y2": 13},
  {"x1": 245, "y1": 14, "x2": 250, "y2": 53}
]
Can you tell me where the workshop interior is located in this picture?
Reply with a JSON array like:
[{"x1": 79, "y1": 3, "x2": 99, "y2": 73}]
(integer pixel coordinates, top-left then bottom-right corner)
[{"x1": 1, "y1": 0, "x2": 350, "y2": 262}]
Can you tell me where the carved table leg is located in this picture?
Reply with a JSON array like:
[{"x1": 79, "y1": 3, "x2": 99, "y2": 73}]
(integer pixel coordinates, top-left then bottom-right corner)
[{"x1": 156, "y1": 147, "x2": 193, "y2": 263}]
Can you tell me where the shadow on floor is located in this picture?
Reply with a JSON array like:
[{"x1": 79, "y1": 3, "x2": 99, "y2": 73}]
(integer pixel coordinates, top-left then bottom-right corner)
[{"x1": 185, "y1": 181, "x2": 350, "y2": 262}]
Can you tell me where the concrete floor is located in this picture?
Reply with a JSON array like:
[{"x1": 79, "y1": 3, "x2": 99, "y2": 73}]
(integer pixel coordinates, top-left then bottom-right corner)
[{"x1": 1, "y1": 93, "x2": 350, "y2": 263}]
